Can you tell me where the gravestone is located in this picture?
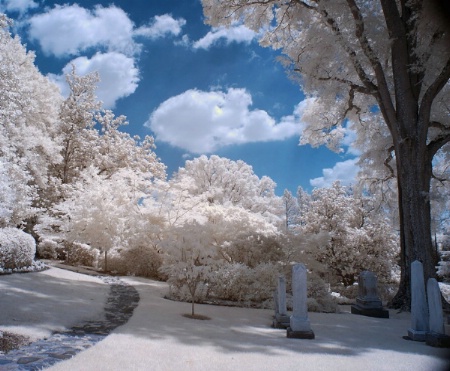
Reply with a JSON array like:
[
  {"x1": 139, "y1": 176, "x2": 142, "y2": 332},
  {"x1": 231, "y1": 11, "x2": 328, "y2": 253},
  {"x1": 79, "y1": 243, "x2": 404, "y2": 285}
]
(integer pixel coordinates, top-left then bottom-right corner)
[
  {"x1": 273, "y1": 275, "x2": 290, "y2": 328},
  {"x1": 407, "y1": 260, "x2": 429, "y2": 341},
  {"x1": 425, "y1": 278, "x2": 450, "y2": 347},
  {"x1": 351, "y1": 271, "x2": 389, "y2": 318},
  {"x1": 287, "y1": 264, "x2": 315, "y2": 339}
]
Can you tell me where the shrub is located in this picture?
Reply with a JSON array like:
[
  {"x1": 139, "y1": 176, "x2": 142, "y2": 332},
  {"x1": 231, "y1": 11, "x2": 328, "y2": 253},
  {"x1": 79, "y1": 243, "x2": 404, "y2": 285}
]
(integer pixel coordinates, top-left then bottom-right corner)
[
  {"x1": 96, "y1": 245, "x2": 162, "y2": 277},
  {"x1": 307, "y1": 273, "x2": 338, "y2": 313},
  {"x1": 209, "y1": 262, "x2": 279, "y2": 303},
  {"x1": 37, "y1": 238, "x2": 68, "y2": 260},
  {"x1": 0, "y1": 228, "x2": 36, "y2": 270},
  {"x1": 37, "y1": 239, "x2": 59, "y2": 259},
  {"x1": 66, "y1": 241, "x2": 98, "y2": 267},
  {"x1": 437, "y1": 251, "x2": 450, "y2": 282},
  {"x1": 121, "y1": 245, "x2": 163, "y2": 279}
]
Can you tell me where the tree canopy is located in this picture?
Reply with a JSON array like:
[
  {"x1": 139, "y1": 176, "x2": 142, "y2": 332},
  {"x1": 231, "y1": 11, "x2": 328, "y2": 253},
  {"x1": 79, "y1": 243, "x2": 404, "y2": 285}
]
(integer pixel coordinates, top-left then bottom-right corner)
[{"x1": 201, "y1": 0, "x2": 450, "y2": 308}]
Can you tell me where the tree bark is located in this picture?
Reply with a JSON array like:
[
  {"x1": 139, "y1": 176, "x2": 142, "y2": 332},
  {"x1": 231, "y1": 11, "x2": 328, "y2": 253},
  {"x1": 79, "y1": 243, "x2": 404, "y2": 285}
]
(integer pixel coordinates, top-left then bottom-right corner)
[
  {"x1": 104, "y1": 250, "x2": 108, "y2": 272},
  {"x1": 389, "y1": 135, "x2": 436, "y2": 310}
]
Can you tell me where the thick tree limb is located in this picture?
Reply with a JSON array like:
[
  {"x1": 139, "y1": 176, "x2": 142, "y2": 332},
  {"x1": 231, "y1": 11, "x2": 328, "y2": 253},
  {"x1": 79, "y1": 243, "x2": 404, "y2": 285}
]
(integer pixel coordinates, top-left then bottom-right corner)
[{"x1": 420, "y1": 57, "x2": 450, "y2": 132}]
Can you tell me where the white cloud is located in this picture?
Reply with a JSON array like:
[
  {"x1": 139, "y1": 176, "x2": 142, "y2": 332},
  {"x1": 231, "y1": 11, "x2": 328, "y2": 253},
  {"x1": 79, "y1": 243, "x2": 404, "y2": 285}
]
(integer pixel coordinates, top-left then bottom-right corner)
[
  {"x1": 27, "y1": 6, "x2": 188, "y2": 57},
  {"x1": 175, "y1": 34, "x2": 191, "y2": 48},
  {"x1": 48, "y1": 52, "x2": 139, "y2": 109},
  {"x1": 310, "y1": 158, "x2": 359, "y2": 188},
  {"x1": 146, "y1": 88, "x2": 304, "y2": 153},
  {"x1": 26, "y1": 5, "x2": 187, "y2": 109},
  {"x1": 1, "y1": 0, "x2": 37, "y2": 14},
  {"x1": 341, "y1": 122, "x2": 361, "y2": 156},
  {"x1": 134, "y1": 14, "x2": 186, "y2": 39},
  {"x1": 27, "y1": 4, "x2": 138, "y2": 57},
  {"x1": 193, "y1": 25, "x2": 256, "y2": 49}
]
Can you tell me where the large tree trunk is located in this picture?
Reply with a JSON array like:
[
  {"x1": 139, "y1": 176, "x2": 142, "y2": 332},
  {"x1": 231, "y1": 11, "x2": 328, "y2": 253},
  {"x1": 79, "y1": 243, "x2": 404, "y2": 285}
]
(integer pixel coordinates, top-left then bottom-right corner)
[{"x1": 389, "y1": 129, "x2": 437, "y2": 310}]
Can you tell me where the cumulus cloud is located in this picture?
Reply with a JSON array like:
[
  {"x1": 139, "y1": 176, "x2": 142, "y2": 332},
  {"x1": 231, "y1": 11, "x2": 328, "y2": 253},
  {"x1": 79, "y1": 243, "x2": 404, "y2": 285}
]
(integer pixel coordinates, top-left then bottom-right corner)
[
  {"x1": 310, "y1": 158, "x2": 360, "y2": 188},
  {"x1": 27, "y1": 5, "x2": 186, "y2": 57},
  {"x1": 341, "y1": 122, "x2": 361, "y2": 156},
  {"x1": 146, "y1": 88, "x2": 304, "y2": 153},
  {"x1": 193, "y1": 24, "x2": 256, "y2": 49},
  {"x1": 1, "y1": 0, "x2": 37, "y2": 14},
  {"x1": 134, "y1": 14, "x2": 186, "y2": 39},
  {"x1": 48, "y1": 52, "x2": 139, "y2": 109},
  {"x1": 28, "y1": 4, "x2": 138, "y2": 57},
  {"x1": 26, "y1": 5, "x2": 186, "y2": 107}
]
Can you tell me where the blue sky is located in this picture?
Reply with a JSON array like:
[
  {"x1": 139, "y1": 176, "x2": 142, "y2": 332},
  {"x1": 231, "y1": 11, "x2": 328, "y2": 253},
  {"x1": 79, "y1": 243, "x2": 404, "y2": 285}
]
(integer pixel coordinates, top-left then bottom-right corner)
[{"x1": 1, "y1": 0, "x2": 359, "y2": 195}]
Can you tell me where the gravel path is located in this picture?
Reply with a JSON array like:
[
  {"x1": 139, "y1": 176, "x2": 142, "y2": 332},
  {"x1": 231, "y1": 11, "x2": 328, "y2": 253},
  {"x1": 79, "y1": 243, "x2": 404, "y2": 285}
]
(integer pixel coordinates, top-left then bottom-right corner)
[{"x1": 0, "y1": 276, "x2": 139, "y2": 370}]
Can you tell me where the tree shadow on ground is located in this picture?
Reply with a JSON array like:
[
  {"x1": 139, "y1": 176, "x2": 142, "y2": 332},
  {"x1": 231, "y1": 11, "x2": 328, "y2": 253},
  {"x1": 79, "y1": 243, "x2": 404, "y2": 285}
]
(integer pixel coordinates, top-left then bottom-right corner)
[
  {"x1": 119, "y1": 277, "x2": 450, "y2": 364},
  {"x1": 0, "y1": 269, "x2": 109, "y2": 338}
]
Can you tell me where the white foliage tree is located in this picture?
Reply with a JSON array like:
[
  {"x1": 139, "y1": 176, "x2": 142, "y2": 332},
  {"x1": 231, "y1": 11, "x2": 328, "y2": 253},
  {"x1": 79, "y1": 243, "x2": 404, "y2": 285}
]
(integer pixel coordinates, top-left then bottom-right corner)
[
  {"x1": 283, "y1": 189, "x2": 300, "y2": 231},
  {"x1": 300, "y1": 182, "x2": 398, "y2": 286},
  {"x1": 157, "y1": 155, "x2": 282, "y2": 230},
  {"x1": 202, "y1": 0, "x2": 450, "y2": 308},
  {"x1": 52, "y1": 167, "x2": 147, "y2": 271},
  {"x1": 159, "y1": 222, "x2": 220, "y2": 316},
  {"x1": 0, "y1": 15, "x2": 62, "y2": 226},
  {"x1": 155, "y1": 155, "x2": 284, "y2": 306},
  {"x1": 36, "y1": 67, "x2": 166, "y2": 255}
]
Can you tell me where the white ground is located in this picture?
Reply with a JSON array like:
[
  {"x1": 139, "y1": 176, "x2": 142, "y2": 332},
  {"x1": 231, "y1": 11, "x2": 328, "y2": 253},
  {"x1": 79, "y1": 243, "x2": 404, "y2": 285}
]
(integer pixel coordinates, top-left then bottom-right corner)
[
  {"x1": 0, "y1": 267, "x2": 108, "y2": 341},
  {"x1": 1, "y1": 267, "x2": 449, "y2": 371}
]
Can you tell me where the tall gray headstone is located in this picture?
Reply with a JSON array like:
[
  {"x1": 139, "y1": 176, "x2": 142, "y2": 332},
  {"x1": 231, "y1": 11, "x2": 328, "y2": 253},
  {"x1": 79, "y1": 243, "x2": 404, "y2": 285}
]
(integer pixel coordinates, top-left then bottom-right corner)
[
  {"x1": 351, "y1": 271, "x2": 389, "y2": 318},
  {"x1": 278, "y1": 275, "x2": 287, "y2": 316},
  {"x1": 407, "y1": 260, "x2": 429, "y2": 341},
  {"x1": 428, "y1": 278, "x2": 444, "y2": 334},
  {"x1": 287, "y1": 263, "x2": 315, "y2": 339},
  {"x1": 425, "y1": 278, "x2": 450, "y2": 347},
  {"x1": 273, "y1": 275, "x2": 290, "y2": 328}
]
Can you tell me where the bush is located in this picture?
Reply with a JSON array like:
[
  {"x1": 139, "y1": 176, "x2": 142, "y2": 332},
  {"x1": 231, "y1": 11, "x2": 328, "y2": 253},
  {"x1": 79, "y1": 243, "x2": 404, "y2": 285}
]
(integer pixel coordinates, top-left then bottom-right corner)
[
  {"x1": 37, "y1": 238, "x2": 68, "y2": 260},
  {"x1": 437, "y1": 251, "x2": 450, "y2": 282},
  {"x1": 209, "y1": 262, "x2": 279, "y2": 303},
  {"x1": 37, "y1": 239, "x2": 58, "y2": 259},
  {"x1": 0, "y1": 228, "x2": 36, "y2": 270},
  {"x1": 66, "y1": 241, "x2": 98, "y2": 267},
  {"x1": 121, "y1": 245, "x2": 163, "y2": 278},
  {"x1": 97, "y1": 245, "x2": 163, "y2": 278},
  {"x1": 307, "y1": 273, "x2": 338, "y2": 313}
]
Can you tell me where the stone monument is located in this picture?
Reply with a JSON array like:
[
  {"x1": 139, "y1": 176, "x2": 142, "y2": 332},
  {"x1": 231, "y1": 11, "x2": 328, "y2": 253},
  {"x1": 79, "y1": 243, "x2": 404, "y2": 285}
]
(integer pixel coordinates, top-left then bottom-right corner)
[
  {"x1": 287, "y1": 263, "x2": 315, "y2": 339},
  {"x1": 425, "y1": 278, "x2": 450, "y2": 347},
  {"x1": 407, "y1": 260, "x2": 429, "y2": 341},
  {"x1": 273, "y1": 275, "x2": 290, "y2": 328},
  {"x1": 351, "y1": 271, "x2": 389, "y2": 318}
]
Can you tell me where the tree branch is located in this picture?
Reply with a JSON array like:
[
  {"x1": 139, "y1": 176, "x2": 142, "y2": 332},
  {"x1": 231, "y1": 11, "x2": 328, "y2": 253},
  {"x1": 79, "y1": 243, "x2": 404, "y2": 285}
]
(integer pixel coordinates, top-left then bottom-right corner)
[
  {"x1": 383, "y1": 145, "x2": 396, "y2": 181},
  {"x1": 347, "y1": 0, "x2": 397, "y2": 132},
  {"x1": 420, "y1": 57, "x2": 450, "y2": 132},
  {"x1": 427, "y1": 132, "x2": 450, "y2": 159}
]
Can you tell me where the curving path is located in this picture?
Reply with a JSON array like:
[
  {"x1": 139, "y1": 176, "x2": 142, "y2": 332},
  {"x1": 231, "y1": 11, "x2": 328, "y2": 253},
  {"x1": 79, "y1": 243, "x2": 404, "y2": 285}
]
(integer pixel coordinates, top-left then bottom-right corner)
[{"x1": 0, "y1": 276, "x2": 139, "y2": 370}]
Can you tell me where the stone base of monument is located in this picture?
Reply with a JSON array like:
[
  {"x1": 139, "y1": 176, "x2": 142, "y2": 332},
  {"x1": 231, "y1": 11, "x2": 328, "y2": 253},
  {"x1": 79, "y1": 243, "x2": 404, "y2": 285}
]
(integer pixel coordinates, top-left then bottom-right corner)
[
  {"x1": 425, "y1": 332, "x2": 450, "y2": 348},
  {"x1": 272, "y1": 314, "x2": 290, "y2": 329},
  {"x1": 351, "y1": 304, "x2": 389, "y2": 318},
  {"x1": 407, "y1": 328, "x2": 427, "y2": 342},
  {"x1": 286, "y1": 327, "x2": 315, "y2": 339}
]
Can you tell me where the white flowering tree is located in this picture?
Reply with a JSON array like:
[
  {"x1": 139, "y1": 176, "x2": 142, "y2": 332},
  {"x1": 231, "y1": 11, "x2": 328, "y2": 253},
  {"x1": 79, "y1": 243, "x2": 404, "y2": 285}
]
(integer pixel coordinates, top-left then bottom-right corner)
[
  {"x1": 157, "y1": 155, "x2": 282, "y2": 229},
  {"x1": 51, "y1": 167, "x2": 148, "y2": 271},
  {"x1": 300, "y1": 182, "x2": 398, "y2": 286},
  {"x1": 202, "y1": 1, "x2": 450, "y2": 308},
  {"x1": 283, "y1": 189, "x2": 300, "y2": 232},
  {"x1": 0, "y1": 15, "x2": 62, "y2": 227},
  {"x1": 159, "y1": 222, "x2": 220, "y2": 316},
  {"x1": 155, "y1": 156, "x2": 284, "y2": 306},
  {"x1": 54, "y1": 67, "x2": 101, "y2": 186}
]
